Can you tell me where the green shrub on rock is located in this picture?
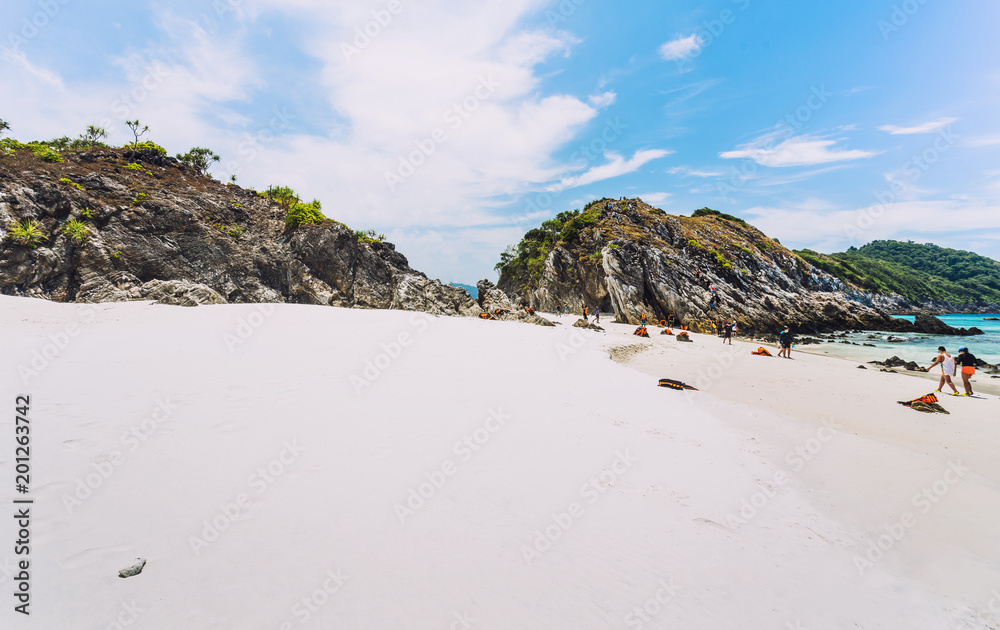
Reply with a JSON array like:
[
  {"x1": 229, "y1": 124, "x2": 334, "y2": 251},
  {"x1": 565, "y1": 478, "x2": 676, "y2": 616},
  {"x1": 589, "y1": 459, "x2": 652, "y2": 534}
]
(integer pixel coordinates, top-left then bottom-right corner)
[
  {"x1": 8, "y1": 219, "x2": 47, "y2": 248},
  {"x1": 59, "y1": 177, "x2": 85, "y2": 191},
  {"x1": 285, "y1": 199, "x2": 326, "y2": 228},
  {"x1": 61, "y1": 219, "x2": 91, "y2": 244}
]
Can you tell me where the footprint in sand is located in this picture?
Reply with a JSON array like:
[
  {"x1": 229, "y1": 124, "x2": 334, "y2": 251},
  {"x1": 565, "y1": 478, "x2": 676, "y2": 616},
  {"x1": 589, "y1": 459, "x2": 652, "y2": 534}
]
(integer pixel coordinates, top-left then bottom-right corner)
[
  {"x1": 62, "y1": 544, "x2": 134, "y2": 570},
  {"x1": 693, "y1": 517, "x2": 733, "y2": 534}
]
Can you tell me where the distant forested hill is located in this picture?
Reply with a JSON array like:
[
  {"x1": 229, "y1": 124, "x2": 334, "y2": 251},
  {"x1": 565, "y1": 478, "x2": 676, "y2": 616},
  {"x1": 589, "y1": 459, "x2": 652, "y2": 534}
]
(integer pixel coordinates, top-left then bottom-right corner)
[{"x1": 795, "y1": 240, "x2": 1000, "y2": 306}]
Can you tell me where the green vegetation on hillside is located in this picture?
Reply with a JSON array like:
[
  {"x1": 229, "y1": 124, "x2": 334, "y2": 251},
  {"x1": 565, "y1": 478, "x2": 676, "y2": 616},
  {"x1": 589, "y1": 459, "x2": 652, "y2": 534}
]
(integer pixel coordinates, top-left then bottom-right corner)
[
  {"x1": 855, "y1": 241, "x2": 1000, "y2": 285},
  {"x1": 496, "y1": 200, "x2": 765, "y2": 292},
  {"x1": 177, "y1": 147, "x2": 221, "y2": 175},
  {"x1": 495, "y1": 207, "x2": 592, "y2": 288},
  {"x1": 796, "y1": 240, "x2": 1000, "y2": 305},
  {"x1": 691, "y1": 207, "x2": 747, "y2": 226},
  {"x1": 1, "y1": 120, "x2": 385, "y2": 246},
  {"x1": 285, "y1": 199, "x2": 326, "y2": 229}
]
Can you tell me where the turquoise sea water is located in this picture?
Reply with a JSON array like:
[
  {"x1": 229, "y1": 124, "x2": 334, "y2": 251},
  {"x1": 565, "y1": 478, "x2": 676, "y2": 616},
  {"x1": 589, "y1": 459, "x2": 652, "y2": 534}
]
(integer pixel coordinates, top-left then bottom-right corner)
[{"x1": 799, "y1": 314, "x2": 1000, "y2": 366}]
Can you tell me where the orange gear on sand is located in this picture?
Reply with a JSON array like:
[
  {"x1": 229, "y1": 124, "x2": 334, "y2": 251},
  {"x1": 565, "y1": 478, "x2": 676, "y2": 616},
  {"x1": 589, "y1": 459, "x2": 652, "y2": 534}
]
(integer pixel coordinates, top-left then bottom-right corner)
[{"x1": 752, "y1": 347, "x2": 772, "y2": 356}]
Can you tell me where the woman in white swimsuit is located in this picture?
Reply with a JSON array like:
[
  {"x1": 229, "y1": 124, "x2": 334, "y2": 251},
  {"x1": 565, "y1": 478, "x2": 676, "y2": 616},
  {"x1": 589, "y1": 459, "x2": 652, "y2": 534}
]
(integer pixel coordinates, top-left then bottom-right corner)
[{"x1": 926, "y1": 346, "x2": 959, "y2": 394}]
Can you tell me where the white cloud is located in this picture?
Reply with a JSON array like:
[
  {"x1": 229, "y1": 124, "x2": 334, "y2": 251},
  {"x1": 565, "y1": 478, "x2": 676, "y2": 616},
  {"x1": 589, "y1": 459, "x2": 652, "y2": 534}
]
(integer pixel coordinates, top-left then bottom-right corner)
[
  {"x1": 964, "y1": 134, "x2": 1000, "y2": 148},
  {"x1": 668, "y1": 166, "x2": 725, "y2": 178},
  {"x1": 720, "y1": 131, "x2": 877, "y2": 167},
  {"x1": 203, "y1": 1, "x2": 605, "y2": 279},
  {"x1": 659, "y1": 34, "x2": 702, "y2": 61},
  {"x1": 587, "y1": 91, "x2": 616, "y2": 108},
  {"x1": 883, "y1": 168, "x2": 935, "y2": 200},
  {"x1": 879, "y1": 117, "x2": 957, "y2": 135},
  {"x1": 755, "y1": 164, "x2": 851, "y2": 187},
  {"x1": 638, "y1": 192, "x2": 672, "y2": 205},
  {"x1": 743, "y1": 199, "x2": 1000, "y2": 255},
  {"x1": 550, "y1": 149, "x2": 672, "y2": 190},
  {"x1": 0, "y1": 48, "x2": 64, "y2": 89}
]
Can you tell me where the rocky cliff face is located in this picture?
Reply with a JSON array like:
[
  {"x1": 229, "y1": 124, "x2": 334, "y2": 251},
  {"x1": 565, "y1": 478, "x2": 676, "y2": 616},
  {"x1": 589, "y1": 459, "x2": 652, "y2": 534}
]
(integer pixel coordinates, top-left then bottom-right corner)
[
  {"x1": 0, "y1": 147, "x2": 478, "y2": 316},
  {"x1": 497, "y1": 198, "x2": 913, "y2": 334}
]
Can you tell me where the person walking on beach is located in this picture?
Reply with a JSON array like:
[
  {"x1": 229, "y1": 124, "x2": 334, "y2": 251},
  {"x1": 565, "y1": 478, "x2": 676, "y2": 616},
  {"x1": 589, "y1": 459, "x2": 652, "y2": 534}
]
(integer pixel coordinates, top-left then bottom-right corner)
[
  {"x1": 778, "y1": 327, "x2": 793, "y2": 358},
  {"x1": 954, "y1": 346, "x2": 978, "y2": 396},
  {"x1": 926, "y1": 346, "x2": 959, "y2": 395},
  {"x1": 594, "y1": 307, "x2": 600, "y2": 324},
  {"x1": 668, "y1": 313, "x2": 675, "y2": 328},
  {"x1": 640, "y1": 313, "x2": 647, "y2": 326},
  {"x1": 722, "y1": 321, "x2": 733, "y2": 344}
]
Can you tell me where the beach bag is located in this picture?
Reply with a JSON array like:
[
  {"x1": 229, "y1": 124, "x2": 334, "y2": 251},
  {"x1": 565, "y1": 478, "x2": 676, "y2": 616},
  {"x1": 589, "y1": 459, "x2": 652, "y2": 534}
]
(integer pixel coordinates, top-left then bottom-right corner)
[
  {"x1": 658, "y1": 378, "x2": 698, "y2": 391},
  {"x1": 898, "y1": 393, "x2": 949, "y2": 414}
]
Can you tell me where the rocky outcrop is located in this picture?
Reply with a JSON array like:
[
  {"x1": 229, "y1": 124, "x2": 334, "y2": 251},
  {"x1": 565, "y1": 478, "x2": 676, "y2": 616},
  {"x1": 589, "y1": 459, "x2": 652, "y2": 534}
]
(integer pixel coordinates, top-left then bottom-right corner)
[
  {"x1": 913, "y1": 313, "x2": 984, "y2": 336},
  {"x1": 499, "y1": 198, "x2": 914, "y2": 334},
  {"x1": 869, "y1": 356, "x2": 926, "y2": 372},
  {"x1": 78, "y1": 275, "x2": 226, "y2": 306},
  {"x1": 476, "y1": 279, "x2": 554, "y2": 326},
  {"x1": 476, "y1": 279, "x2": 515, "y2": 313},
  {"x1": 0, "y1": 147, "x2": 479, "y2": 316},
  {"x1": 572, "y1": 318, "x2": 603, "y2": 331}
]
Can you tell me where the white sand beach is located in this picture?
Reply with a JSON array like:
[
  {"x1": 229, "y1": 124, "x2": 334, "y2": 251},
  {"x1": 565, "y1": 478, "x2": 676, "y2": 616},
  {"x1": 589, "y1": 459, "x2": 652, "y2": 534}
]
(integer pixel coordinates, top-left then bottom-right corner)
[{"x1": 1, "y1": 296, "x2": 998, "y2": 629}]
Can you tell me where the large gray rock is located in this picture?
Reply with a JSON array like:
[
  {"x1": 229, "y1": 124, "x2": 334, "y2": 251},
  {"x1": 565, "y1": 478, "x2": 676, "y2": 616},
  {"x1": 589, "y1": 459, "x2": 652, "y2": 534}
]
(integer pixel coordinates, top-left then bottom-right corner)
[
  {"x1": 913, "y1": 313, "x2": 984, "y2": 336},
  {"x1": 476, "y1": 278, "x2": 514, "y2": 313},
  {"x1": 0, "y1": 148, "x2": 477, "y2": 317},
  {"x1": 498, "y1": 198, "x2": 916, "y2": 334}
]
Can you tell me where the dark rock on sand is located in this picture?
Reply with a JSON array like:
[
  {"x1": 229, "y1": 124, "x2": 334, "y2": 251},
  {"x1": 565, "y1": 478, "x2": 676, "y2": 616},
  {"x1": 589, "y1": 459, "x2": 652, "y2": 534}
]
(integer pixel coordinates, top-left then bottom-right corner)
[
  {"x1": 572, "y1": 318, "x2": 604, "y2": 331},
  {"x1": 870, "y1": 356, "x2": 925, "y2": 371}
]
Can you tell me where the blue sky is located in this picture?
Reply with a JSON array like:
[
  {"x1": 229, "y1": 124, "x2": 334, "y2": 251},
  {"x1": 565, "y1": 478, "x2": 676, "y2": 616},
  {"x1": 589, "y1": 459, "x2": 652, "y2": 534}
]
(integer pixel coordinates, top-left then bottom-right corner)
[{"x1": 2, "y1": 0, "x2": 999, "y2": 283}]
